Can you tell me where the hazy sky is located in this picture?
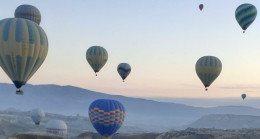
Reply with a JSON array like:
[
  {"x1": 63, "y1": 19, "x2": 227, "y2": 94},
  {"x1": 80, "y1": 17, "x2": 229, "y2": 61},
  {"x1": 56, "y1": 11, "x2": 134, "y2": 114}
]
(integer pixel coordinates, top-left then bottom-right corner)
[{"x1": 1, "y1": 0, "x2": 260, "y2": 98}]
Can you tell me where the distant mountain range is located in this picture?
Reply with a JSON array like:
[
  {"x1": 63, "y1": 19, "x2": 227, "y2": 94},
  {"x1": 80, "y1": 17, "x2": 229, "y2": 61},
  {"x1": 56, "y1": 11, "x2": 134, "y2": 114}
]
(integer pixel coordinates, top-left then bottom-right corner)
[{"x1": 1, "y1": 83, "x2": 260, "y2": 132}]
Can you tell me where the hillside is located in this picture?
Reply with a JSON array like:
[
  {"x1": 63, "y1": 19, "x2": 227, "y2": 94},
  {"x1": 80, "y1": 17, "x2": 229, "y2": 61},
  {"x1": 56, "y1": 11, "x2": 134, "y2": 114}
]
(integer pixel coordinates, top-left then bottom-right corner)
[
  {"x1": 76, "y1": 132, "x2": 160, "y2": 139},
  {"x1": 188, "y1": 114, "x2": 260, "y2": 129},
  {"x1": 156, "y1": 128, "x2": 260, "y2": 139},
  {"x1": 0, "y1": 109, "x2": 148, "y2": 137},
  {"x1": 8, "y1": 128, "x2": 260, "y2": 139},
  {"x1": 3, "y1": 109, "x2": 260, "y2": 138},
  {"x1": 8, "y1": 133, "x2": 63, "y2": 139}
]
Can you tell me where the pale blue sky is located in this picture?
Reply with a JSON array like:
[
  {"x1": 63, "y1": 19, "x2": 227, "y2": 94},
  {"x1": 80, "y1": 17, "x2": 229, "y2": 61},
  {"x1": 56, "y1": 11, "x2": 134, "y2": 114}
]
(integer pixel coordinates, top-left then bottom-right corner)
[{"x1": 1, "y1": 1, "x2": 260, "y2": 98}]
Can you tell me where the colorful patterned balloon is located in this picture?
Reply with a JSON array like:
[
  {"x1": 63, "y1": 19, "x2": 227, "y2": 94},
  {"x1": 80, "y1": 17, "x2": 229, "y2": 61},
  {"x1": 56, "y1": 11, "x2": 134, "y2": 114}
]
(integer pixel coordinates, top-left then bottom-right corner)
[
  {"x1": 86, "y1": 46, "x2": 108, "y2": 76},
  {"x1": 195, "y1": 56, "x2": 222, "y2": 91},
  {"x1": 235, "y1": 3, "x2": 257, "y2": 33},
  {"x1": 117, "y1": 63, "x2": 131, "y2": 82},
  {"x1": 89, "y1": 99, "x2": 126, "y2": 139},
  {"x1": 0, "y1": 18, "x2": 48, "y2": 94},
  {"x1": 15, "y1": 4, "x2": 41, "y2": 24}
]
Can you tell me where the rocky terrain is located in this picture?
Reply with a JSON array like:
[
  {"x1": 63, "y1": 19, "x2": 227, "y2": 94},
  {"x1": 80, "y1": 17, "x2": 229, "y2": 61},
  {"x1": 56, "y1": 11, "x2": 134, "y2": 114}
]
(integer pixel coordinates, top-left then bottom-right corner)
[
  {"x1": 156, "y1": 128, "x2": 260, "y2": 139},
  {"x1": 188, "y1": 114, "x2": 260, "y2": 129},
  {"x1": 8, "y1": 133, "x2": 63, "y2": 139},
  {"x1": 70, "y1": 128, "x2": 260, "y2": 139},
  {"x1": 76, "y1": 132, "x2": 160, "y2": 139},
  {"x1": 0, "y1": 109, "x2": 148, "y2": 138}
]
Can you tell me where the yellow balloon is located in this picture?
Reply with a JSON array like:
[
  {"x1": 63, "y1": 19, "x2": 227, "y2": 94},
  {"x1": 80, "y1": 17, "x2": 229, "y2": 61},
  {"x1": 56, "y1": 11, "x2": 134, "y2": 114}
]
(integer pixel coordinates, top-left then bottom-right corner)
[
  {"x1": 195, "y1": 56, "x2": 222, "y2": 91},
  {"x1": 86, "y1": 46, "x2": 108, "y2": 76},
  {"x1": 0, "y1": 18, "x2": 48, "y2": 94}
]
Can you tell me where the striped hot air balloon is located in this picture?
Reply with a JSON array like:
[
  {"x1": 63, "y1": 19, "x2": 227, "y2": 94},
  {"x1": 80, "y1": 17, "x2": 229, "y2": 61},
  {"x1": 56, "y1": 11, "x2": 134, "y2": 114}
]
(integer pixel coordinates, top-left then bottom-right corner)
[
  {"x1": 15, "y1": 4, "x2": 41, "y2": 25},
  {"x1": 46, "y1": 120, "x2": 67, "y2": 137},
  {"x1": 0, "y1": 18, "x2": 48, "y2": 94},
  {"x1": 89, "y1": 99, "x2": 126, "y2": 139},
  {"x1": 235, "y1": 3, "x2": 257, "y2": 33},
  {"x1": 117, "y1": 63, "x2": 131, "y2": 82},
  {"x1": 86, "y1": 46, "x2": 108, "y2": 76},
  {"x1": 195, "y1": 56, "x2": 222, "y2": 91}
]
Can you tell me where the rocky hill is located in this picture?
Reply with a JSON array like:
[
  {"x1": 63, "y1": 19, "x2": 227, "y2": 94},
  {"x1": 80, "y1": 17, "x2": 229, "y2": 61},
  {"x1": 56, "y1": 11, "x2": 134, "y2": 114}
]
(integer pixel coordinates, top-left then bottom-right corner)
[
  {"x1": 155, "y1": 128, "x2": 260, "y2": 139},
  {"x1": 188, "y1": 114, "x2": 260, "y2": 129},
  {"x1": 76, "y1": 132, "x2": 160, "y2": 139},
  {"x1": 8, "y1": 133, "x2": 63, "y2": 139}
]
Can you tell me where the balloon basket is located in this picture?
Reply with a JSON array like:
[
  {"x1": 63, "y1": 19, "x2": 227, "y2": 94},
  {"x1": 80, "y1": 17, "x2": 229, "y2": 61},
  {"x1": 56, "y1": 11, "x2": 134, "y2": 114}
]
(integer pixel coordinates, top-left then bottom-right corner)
[{"x1": 16, "y1": 90, "x2": 24, "y2": 95}]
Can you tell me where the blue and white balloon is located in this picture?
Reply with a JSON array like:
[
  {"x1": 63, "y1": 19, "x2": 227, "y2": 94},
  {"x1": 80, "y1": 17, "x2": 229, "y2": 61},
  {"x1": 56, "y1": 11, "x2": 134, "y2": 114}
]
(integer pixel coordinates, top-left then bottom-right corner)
[
  {"x1": 117, "y1": 63, "x2": 131, "y2": 82},
  {"x1": 15, "y1": 4, "x2": 41, "y2": 24}
]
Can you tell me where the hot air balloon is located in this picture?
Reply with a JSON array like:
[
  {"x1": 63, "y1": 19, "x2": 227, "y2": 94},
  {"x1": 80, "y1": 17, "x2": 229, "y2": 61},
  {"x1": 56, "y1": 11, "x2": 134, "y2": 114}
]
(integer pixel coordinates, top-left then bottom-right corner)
[
  {"x1": 89, "y1": 99, "x2": 126, "y2": 139},
  {"x1": 86, "y1": 46, "x2": 108, "y2": 76},
  {"x1": 15, "y1": 4, "x2": 41, "y2": 24},
  {"x1": 235, "y1": 3, "x2": 257, "y2": 33},
  {"x1": 241, "y1": 94, "x2": 246, "y2": 100},
  {"x1": 0, "y1": 18, "x2": 48, "y2": 94},
  {"x1": 46, "y1": 120, "x2": 67, "y2": 137},
  {"x1": 117, "y1": 63, "x2": 131, "y2": 82},
  {"x1": 195, "y1": 56, "x2": 222, "y2": 91},
  {"x1": 31, "y1": 108, "x2": 45, "y2": 125},
  {"x1": 199, "y1": 4, "x2": 204, "y2": 11}
]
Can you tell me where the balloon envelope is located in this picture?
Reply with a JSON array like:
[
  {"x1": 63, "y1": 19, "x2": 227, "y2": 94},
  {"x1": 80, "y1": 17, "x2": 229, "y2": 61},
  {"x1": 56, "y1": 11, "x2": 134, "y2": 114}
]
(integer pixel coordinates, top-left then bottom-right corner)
[
  {"x1": 46, "y1": 120, "x2": 67, "y2": 136},
  {"x1": 235, "y1": 3, "x2": 257, "y2": 33},
  {"x1": 15, "y1": 4, "x2": 41, "y2": 24},
  {"x1": 199, "y1": 4, "x2": 204, "y2": 11},
  {"x1": 195, "y1": 56, "x2": 222, "y2": 91},
  {"x1": 86, "y1": 46, "x2": 108, "y2": 75},
  {"x1": 0, "y1": 18, "x2": 48, "y2": 93},
  {"x1": 241, "y1": 94, "x2": 246, "y2": 100},
  {"x1": 31, "y1": 108, "x2": 45, "y2": 125},
  {"x1": 89, "y1": 99, "x2": 126, "y2": 138},
  {"x1": 117, "y1": 63, "x2": 131, "y2": 81}
]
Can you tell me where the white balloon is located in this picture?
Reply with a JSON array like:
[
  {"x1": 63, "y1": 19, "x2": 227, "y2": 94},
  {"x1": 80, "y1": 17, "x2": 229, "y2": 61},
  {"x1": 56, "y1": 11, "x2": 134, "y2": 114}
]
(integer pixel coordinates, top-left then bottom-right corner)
[
  {"x1": 46, "y1": 119, "x2": 67, "y2": 136},
  {"x1": 30, "y1": 108, "x2": 45, "y2": 125}
]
